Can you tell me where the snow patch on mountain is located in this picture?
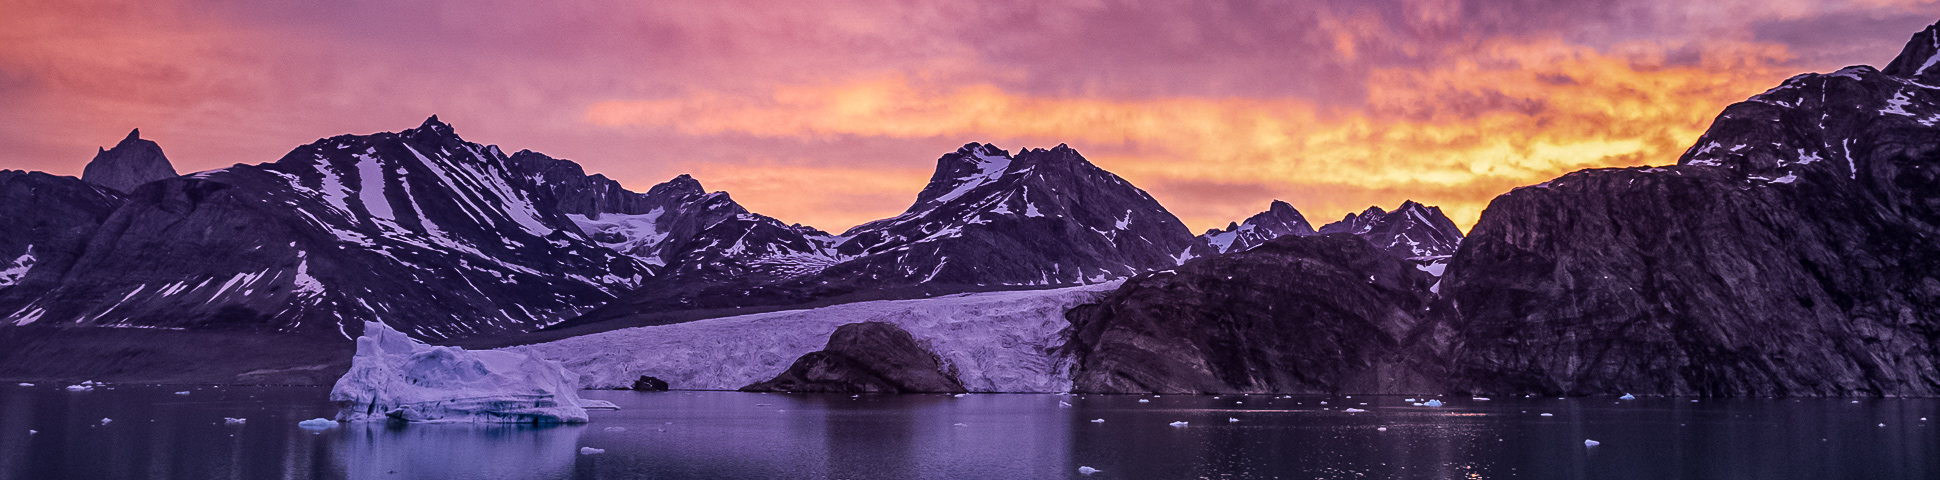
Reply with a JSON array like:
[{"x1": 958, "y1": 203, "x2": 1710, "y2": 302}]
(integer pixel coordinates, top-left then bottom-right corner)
[
  {"x1": 510, "y1": 282, "x2": 1121, "y2": 393},
  {"x1": 0, "y1": 246, "x2": 34, "y2": 288}
]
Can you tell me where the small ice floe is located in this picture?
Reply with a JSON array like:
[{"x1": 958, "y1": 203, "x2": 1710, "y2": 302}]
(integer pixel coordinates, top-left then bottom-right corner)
[
  {"x1": 953, "y1": 394, "x2": 968, "y2": 398},
  {"x1": 579, "y1": 447, "x2": 605, "y2": 455},
  {"x1": 1318, "y1": 401, "x2": 1327, "y2": 405},
  {"x1": 1228, "y1": 417, "x2": 1239, "y2": 423},
  {"x1": 604, "y1": 426, "x2": 626, "y2": 432},
  {"x1": 1090, "y1": 419, "x2": 1105, "y2": 423},
  {"x1": 953, "y1": 423, "x2": 968, "y2": 427},
  {"x1": 1691, "y1": 400, "x2": 1699, "y2": 403},
  {"x1": 99, "y1": 418, "x2": 112, "y2": 425},
  {"x1": 1343, "y1": 408, "x2": 1366, "y2": 413},
  {"x1": 26, "y1": 430, "x2": 35, "y2": 435},
  {"x1": 17, "y1": 383, "x2": 33, "y2": 387},
  {"x1": 1619, "y1": 393, "x2": 1636, "y2": 400},
  {"x1": 223, "y1": 418, "x2": 247, "y2": 425},
  {"x1": 297, "y1": 418, "x2": 338, "y2": 429},
  {"x1": 1168, "y1": 421, "x2": 1189, "y2": 427},
  {"x1": 1472, "y1": 397, "x2": 1490, "y2": 401},
  {"x1": 1879, "y1": 423, "x2": 1887, "y2": 427},
  {"x1": 1851, "y1": 400, "x2": 1860, "y2": 404},
  {"x1": 64, "y1": 384, "x2": 94, "y2": 392},
  {"x1": 1376, "y1": 427, "x2": 1387, "y2": 432},
  {"x1": 1060, "y1": 401, "x2": 1072, "y2": 408},
  {"x1": 1540, "y1": 413, "x2": 1554, "y2": 417},
  {"x1": 1584, "y1": 439, "x2": 1600, "y2": 447},
  {"x1": 583, "y1": 400, "x2": 621, "y2": 411},
  {"x1": 1078, "y1": 466, "x2": 1102, "y2": 475},
  {"x1": 1138, "y1": 399, "x2": 1150, "y2": 403},
  {"x1": 175, "y1": 391, "x2": 191, "y2": 395},
  {"x1": 1423, "y1": 399, "x2": 1443, "y2": 407},
  {"x1": 1922, "y1": 418, "x2": 1929, "y2": 421}
]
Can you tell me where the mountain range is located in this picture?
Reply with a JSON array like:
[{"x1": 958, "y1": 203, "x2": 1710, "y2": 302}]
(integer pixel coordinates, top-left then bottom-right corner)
[{"x1": 7, "y1": 19, "x2": 1938, "y2": 398}]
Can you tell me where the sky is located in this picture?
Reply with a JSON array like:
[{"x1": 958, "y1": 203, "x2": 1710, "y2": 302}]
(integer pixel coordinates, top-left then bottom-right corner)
[{"x1": 2, "y1": 1, "x2": 1936, "y2": 233}]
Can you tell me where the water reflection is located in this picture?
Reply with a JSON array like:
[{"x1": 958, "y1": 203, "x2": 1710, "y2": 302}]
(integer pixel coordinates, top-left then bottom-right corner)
[{"x1": 0, "y1": 386, "x2": 1936, "y2": 479}]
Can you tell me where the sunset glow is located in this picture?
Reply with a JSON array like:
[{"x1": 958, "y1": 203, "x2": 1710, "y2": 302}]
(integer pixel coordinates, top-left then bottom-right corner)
[{"x1": 3, "y1": 0, "x2": 1935, "y2": 231}]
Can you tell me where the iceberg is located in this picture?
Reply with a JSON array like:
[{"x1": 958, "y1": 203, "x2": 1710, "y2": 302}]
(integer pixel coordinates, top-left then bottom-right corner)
[
  {"x1": 1424, "y1": 399, "x2": 1443, "y2": 407},
  {"x1": 299, "y1": 418, "x2": 338, "y2": 429},
  {"x1": 1584, "y1": 439, "x2": 1600, "y2": 447},
  {"x1": 579, "y1": 447, "x2": 605, "y2": 455},
  {"x1": 1078, "y1": 466, "x2": 1102, "y2": 475},
  {"x1": 1619, "y1": 393, "x2": 1636, "y2": 400},
  {"x1": 329, "y1": 321, "x2": 597, "y2": 424},
  {"x1": 1168, "y1": 421, "x2": 1189, "y2": 427}
]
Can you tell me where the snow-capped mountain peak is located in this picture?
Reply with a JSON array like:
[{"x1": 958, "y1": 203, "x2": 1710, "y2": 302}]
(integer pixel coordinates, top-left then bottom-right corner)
[{"x1": 1316, "y1": 200, "x2": 1463, "y2": 259}]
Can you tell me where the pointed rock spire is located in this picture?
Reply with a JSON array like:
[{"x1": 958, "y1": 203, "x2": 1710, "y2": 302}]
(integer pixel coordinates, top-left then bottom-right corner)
[
  {"x1": 1883, "y1": 20, "x2": 1940, "y2": 82},
  {"x1": 81, "y1": 128, "x2": 177, "y2": 193}
]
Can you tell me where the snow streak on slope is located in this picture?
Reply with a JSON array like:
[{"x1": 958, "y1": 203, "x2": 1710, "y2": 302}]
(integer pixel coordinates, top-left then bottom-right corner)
[{"x1": 510, "y1": 282, "x2": 1120, "y2": 393}]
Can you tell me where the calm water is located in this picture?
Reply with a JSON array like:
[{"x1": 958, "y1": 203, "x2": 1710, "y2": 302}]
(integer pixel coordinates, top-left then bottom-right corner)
[{"x1": 1, "y1": 385, "x2": 1936, "y2": 479}]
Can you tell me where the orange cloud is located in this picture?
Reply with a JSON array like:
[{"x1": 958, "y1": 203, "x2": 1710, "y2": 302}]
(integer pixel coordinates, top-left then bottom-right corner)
[{"x1": 586, "y1": 38, "x2": 1795, "y2": 231}]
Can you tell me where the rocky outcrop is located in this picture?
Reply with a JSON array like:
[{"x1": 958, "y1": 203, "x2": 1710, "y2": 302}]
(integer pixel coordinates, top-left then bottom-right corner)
[
  {"x1": 0, "y1": 171, "x2": 123, "y2": 311},
  {"x1": 1065, "y1": 234, "x2": 1446, "y2": 394},
  {"x1": 1441, "y1": 21, "x2": 1940, "y2": 397},
  {"x1": 741, "y1": 321, "x2": 966, "y2": 393},
  {"x1": 81, "y1": 129, "x2": 178, "y2": 193}
]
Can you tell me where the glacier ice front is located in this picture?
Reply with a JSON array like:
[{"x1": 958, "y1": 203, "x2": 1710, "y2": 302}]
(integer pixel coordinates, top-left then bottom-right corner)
[{"x1": 330, "y1": 321, "x2": 597, "y2": 423}]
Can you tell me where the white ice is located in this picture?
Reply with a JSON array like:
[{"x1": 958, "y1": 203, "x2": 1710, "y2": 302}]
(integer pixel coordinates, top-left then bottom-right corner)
[
  {"x1": 224, "y1": 418, "x2": 247, "y2": 425},
  {"x1": 509, "y1": 283, "x2": 1119, "y2": 393},
  {"x1": 579, "y1": 447, "x2": 605, "y2": 455},
  {"x1": 299, "y1": 418, "x2": 338, "y2": 429},
  {"x1": 330, "y1": 321, "x2": 597, "y2": 424},
  {"x1": 1584, "y1": 439, "x2": 1600, "y2": 447},
  {"x1": 1619, "y1": 393, "x2": 1635, "y2": 400},
  {"x1": 1078, "y1": 466, "x2": 1101, "y2": 475},
  {"x1": 1169, "y1": 421, "x2": 1189, "y2": 427}
]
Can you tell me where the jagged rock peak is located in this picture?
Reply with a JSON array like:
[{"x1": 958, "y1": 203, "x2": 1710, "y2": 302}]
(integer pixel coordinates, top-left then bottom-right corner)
[
  {"x1": 1198, "y1": 199, "x2": 1318, "y2": 254},
  {"x1": 1882, "y1": 20, "x2": 1940, "y2": 82},
  {"x1": 1316, "y1": 200, "x2": 1463, "y2": 258},
  {"x1": 404, "y1": 114, "x2": 458, "y2": 142},
  {"x1": 645, "y1": 174, "x2": 708, "y2": 199},
  {"x1": 81, "y1": 127, "x2": 177, "y2": 193}
]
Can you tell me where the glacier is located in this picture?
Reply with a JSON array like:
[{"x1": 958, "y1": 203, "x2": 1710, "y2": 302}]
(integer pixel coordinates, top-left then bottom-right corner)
[
  {"x1": 330, "y1": 321, "x2": 598, "y2": 423},
  {"x1": 509, "y1": 282, "x2": 1121, "y2": 393}
]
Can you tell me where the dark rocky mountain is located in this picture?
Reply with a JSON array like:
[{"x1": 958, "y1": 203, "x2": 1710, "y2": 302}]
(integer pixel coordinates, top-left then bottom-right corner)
[
  {"x1": 1440, "y1": 21, "x2": 1940, "y2": 396},
  {"x1": 554, "y1": 142, "x2": 1199, "y2": 331},
  {"x1": 741, "y1": 321, "x2": 966, "y2": 394},
  {"x1": 1194, "y1": 200, "x2": 1316, "y2": 255},
  {"x1": 0, "y1": 171, "x2": 123, "y2": 302},
  {"x1": 1065, "y1": 234, "x2": 1446, "y2": 394},
  {"x1": 1315, "y1": 201, "x2": 1464, "y2": 259},
  {"x1": 0, "y1": 117, "x2": 653, "y2": 340},
  {"x1": 80, "y1": 129, "x2": 178, "y2": 193}
]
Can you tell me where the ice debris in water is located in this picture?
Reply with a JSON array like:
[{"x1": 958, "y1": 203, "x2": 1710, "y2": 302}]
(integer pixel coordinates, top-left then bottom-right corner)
[
  {"x1": 330, "y1": 321, "x2": 597, "y2": 424},
  {"x1": 1376, "y1": 427, "x2": 1387, "y2": 432},
  {"x1": 1138, "y1": 399, "x2": 1150, "y2": 403},
  {"x1": 99, "y1": 418, "x2": 111, "y2": 425},
  {"x1": 604, "y1": 426, "x2": 626, "y2": 432},
  {"x1": 1584, "y1": 439, "x2": 1600, "y2": 447},
  {"x1": 1540, "y1": 413, "x2": 1554, "y2": 417},
  {"x1": 223, "y1": 418, "x2": 247, "y2": 425},
  {"x1": 26, "y1": 430, "x2": 35, "y2": 435},
  {"x1": 174, "y1": 391, "x2": 190, "y2": 395},
  {"x1": 1060, "y1": 401, "x2": 1072, "y2": 408},
  {"x1": 1090, "y1": 419, "x2": 1105, "y2": 423},
  {"x1": 1472, "y1": 397, "x2": 1491, "y2": 401},
  {"x1": 953, "y1": 393, "x2": 968, "y2": 398},
  {"x1": 298, "y1": 418, "x2": 337, "y2": 429},
  {"x1": 1228, "y1": 417, "x2": 1239, "y2": 423},
  {"x1": 17, "y1": 383, "x2": 33, "y2": 387},
  {"x1": 579, "y1": 447, "x2": 605, "y2": 455},
  {"x1": 1169, "y1": 421, "x2": 1189, "y2": 427},
  {"x1": 1078, "y1": 466, "x2": 1102, "y2": 475},
  {"x1": 1343, "y1": 408, "x2": 1367, "y2": 413},
  {"x1": 1619, "y1": 393, "x2": 1636, "y2": 400},
  {"x1": 1423, "y1": 399, "x2": 1443, "y2": 407}
]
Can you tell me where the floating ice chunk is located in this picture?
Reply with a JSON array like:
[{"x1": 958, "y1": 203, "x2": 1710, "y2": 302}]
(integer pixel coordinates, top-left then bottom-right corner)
[
  {"x1": 1169, "y1": 421, "x2": 1189, "y2": 427},
  {"x1": 953, "y1": 423, "x2": 968, "y2": 427},
  {"x1": 1619, "y1": 393, "x2": 1636, "y2": 400},
  {"x1": 953, "y1": 394, "x2": 968, "y2": 398},
  {"x1": 99, "y1": 418, "x2": 112, "y2": 425},
  {"x1": 604, "y1": 426, "x2": 626, "y2": 432},
  {"x1": 583, "y1": 400, "x2": 621, "y2": 411},
  {"x1": 174, "y1": 391, "x2": 191, "y2": 395},
  {"x1": 1405, "y1": 398, "x2": 1416, "y2": 402},
  {"x1": 1851, "y1": 400, "x2": 1860, "y2": 404},
  {"x1": 1228, "y1": 417, "x2": 1239, "y2": 423},
  {"x1": 1090, "y1": 419, "x2": 1105, "y2": 423},
  {"x1": 1318, "y1": 401, "x2": 1327, "y2": 405},
  {"x1": 1138, "y1": 399, "x2": 1150, "y2": 403},
  {"x1": 26, "y1": 430, "x2": 34, "y2": 434},
  {"x1": 1078, "y1": 466, "x2": 1101, "y2": 475},
  {"x1": 1540, "y1": 413, "x2": 1554, "y2": 417},
  {"x1": 16, "y1": 383, "x2": 32, "y2": 387},
  {"x1": 1584, "y1": 439, "x2": 1600, "y2": 447},
  {"x1": 1060, "y1": 401, "x2": 1072, "y2": 408},
  {"x1": 330, "y1": 321, "x2": 595, "y2": 424},
  {"x1": 1412, "y1": 403, "x2": 1424, "y2": 406},
  {"x1": 1235, "y1": 401, "x2": 1243, "y2": 404},
  {"x1": 298, "y1": 418, "x2": 337, "y2": 429},
  {"x1": 1343, "y1": 408, "x2": 1366, "y2": 413},
  {"x1": 64, "y1": 385, "x2": 93, "y2": 392},
  {"x1": 1879, "y1": 423, "x2": 1886, "y2": 427},
  {"x1": 223, "y1": 417, "x2": 247, "y2": 425},
  {"x1": 1424, "y1": 399, "x2": 1443, "y2": 407},
  {"x1": 579, "y1": 447, "x2": 605, "y2": 455},
  {"x1": 1472, "y1": 397, "x2": 1490, "y2": 401}
]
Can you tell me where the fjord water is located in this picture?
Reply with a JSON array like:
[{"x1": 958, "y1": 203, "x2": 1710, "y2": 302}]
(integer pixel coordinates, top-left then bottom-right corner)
[{"x1": 1, "y1": 386, "x2": 1935, "y2": 479}]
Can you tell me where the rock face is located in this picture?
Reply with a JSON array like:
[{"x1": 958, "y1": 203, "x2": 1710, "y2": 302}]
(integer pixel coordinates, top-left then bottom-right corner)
[
  {"x1": 558, "y1": 142, "x2": 1197, "y2": 330},
  {"x1": 2, "y1": 117, "x2": 652, "y2": 339},
  {"x1": 1195, "y1": 200, "x2": 1316, "y2": 255},
  {"x1": 1442, "y1": 22, "x2": 1940, "y2": 397},
  {"x1": 80, "y1": 129, "x2": 178, "y2": 193},
  {"x1": 630, "y1": 375, "x2": 669, "y2": 391},
  {"x1": 741, "y1": 321, "x2": 965, "y2": 393},
  {"x1": 1316, "y1": 201, "x2": 1465, "y2": 259},
  {"x1": 0, "y1": 172, "x2": 122, "y2": 305},
  {"x1": 1065, "y1": 234, "x2": 1445, "y2": 394}
]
